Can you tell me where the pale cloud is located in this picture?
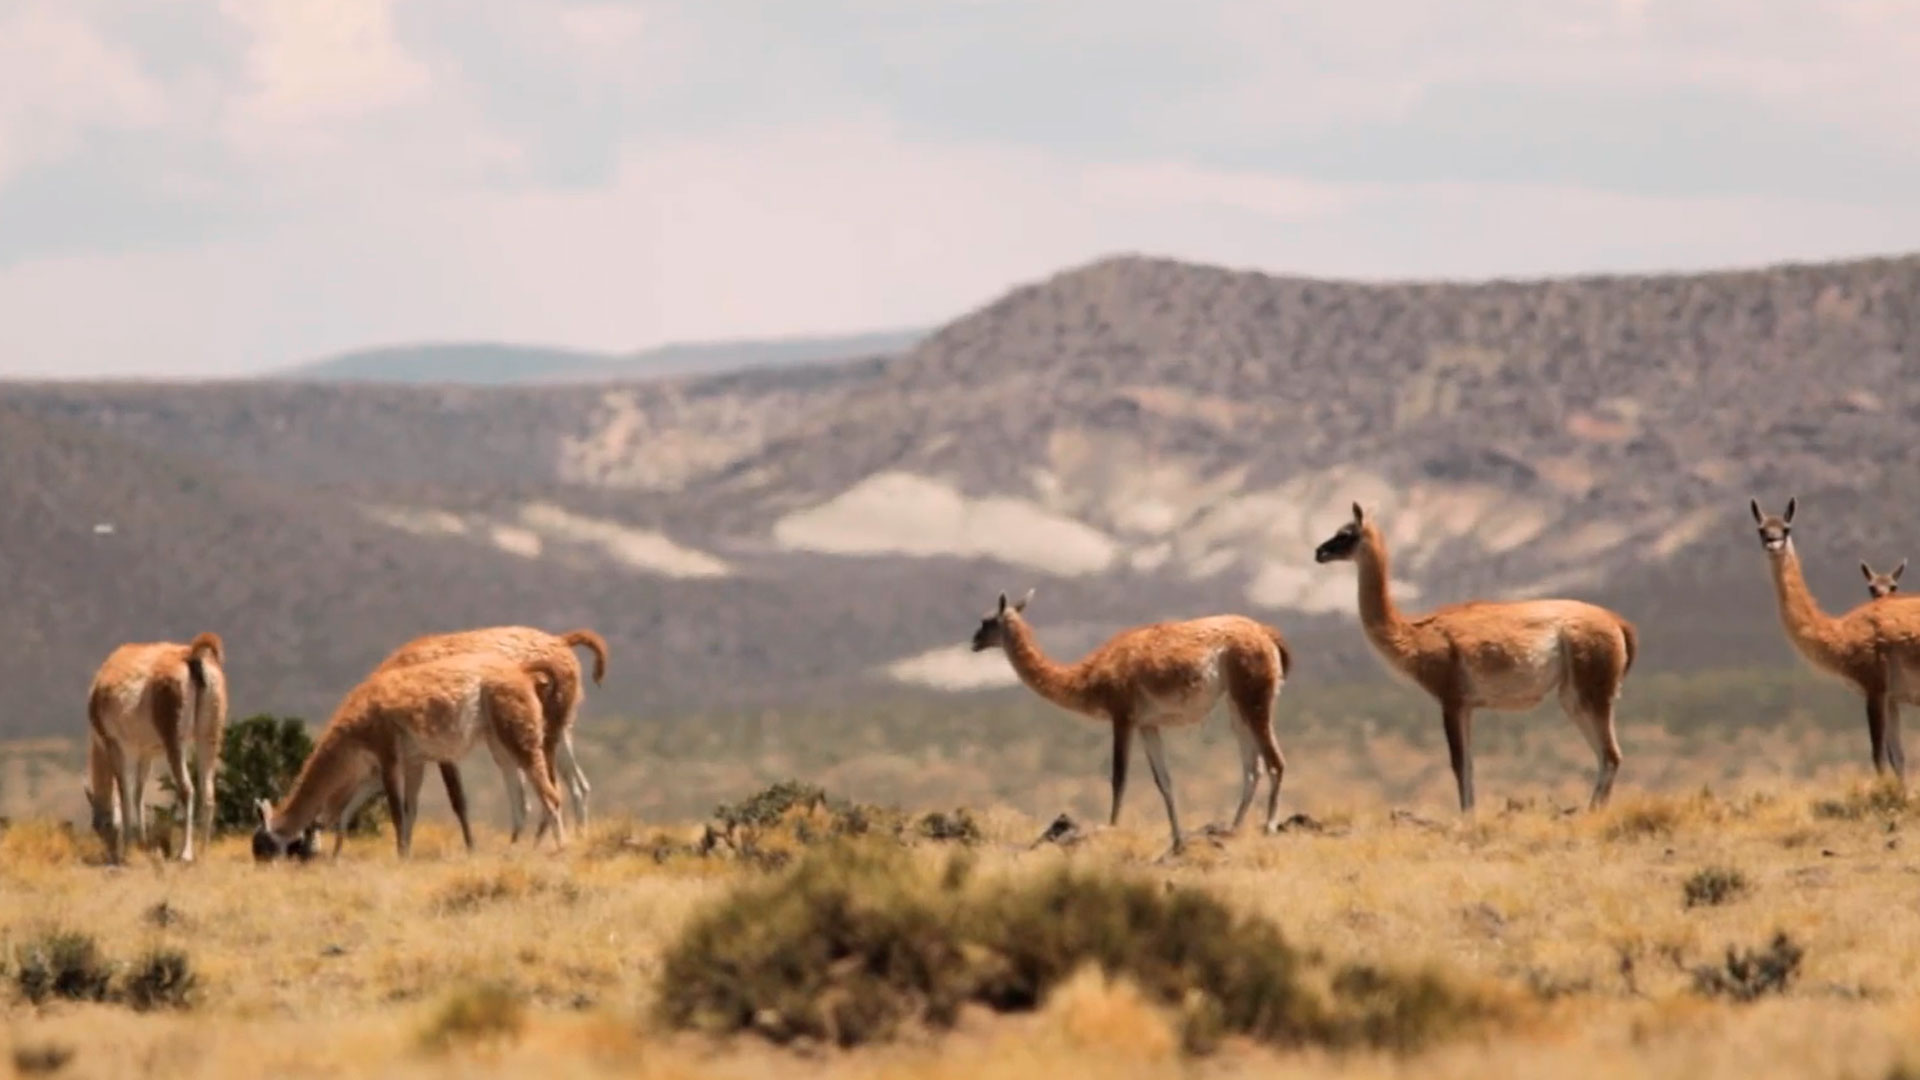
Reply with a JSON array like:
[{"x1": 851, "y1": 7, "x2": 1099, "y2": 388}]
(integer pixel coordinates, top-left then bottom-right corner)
[
  {"x1": 554, "y1": 3, "x2": 650, "y2": 65},
  {"x1": 4, "y1": 1, "x2": 1920, "y2": 376},
  {"x1": 6, "y1": 117, "x2": 1919, "y2": 378},
  {"x1": 221, "y1": 0, "x2": 429, "y2": 125},
  {"x1": 0, "y1": 5, "x2": 167, "y2": 183},
  {"x1": 1085, "y1": 162, "x2": 1356, "y2": 222}
]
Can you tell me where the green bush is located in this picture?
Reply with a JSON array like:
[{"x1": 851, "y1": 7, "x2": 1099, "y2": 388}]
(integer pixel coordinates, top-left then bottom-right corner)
[
  {"x1": 657, "y1": 840, "x2": 1500, "y2": 1054},
  {"x1": 212, "y1": 715, "x2": 314, "y2": 834},
  {"x1": 705, "y1": 780, "x2": 908, "y2": 868}
]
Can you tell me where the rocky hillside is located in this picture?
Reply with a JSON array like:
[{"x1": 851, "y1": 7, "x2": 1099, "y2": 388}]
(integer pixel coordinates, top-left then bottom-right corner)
[{"x1": 3, "y1": 253, "x2": 1917, "y2": 737}]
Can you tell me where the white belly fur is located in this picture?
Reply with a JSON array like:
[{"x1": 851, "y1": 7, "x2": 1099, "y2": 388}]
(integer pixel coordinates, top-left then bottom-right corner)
[
  {"x1": 399, "y1": 682, "x2": 488, "y2": 761},
  {"x1": 1132, "y1": 649, "x2": 1225, "y2": 729},
  {"x1": 1465, "y1": 630, "x2": 1565, "y2": 711}
]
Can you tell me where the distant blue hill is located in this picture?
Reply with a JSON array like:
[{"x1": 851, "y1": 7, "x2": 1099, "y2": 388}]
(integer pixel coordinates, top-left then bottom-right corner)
[{"x1": 280, "y1": 328, "x2": 928, "y2": 384}]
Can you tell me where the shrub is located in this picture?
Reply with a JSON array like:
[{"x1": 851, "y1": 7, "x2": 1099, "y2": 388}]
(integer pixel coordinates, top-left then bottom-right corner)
[
  {"x1": 713, "y1": 780, "x2": 829, "y2": 832},
  {"x1": 706, "y1": 780, "x2": 908, "y2": 868},
  {"x1": 917, "y1": 809, "x2": 984, "y2": 844},
  {"x1": 1603, "y1": 800, "x2": 1682, "y2": 841},
  {"x1": 211, "y1": 715, "x2": 315, "y2": 835},
  {"x1": 1682, "y1": 866, "x2": 1751, "y2": 909},
  {"x1": 12, "y1": 931, "x2": 113, "y2": 1005},
  {"x1": 417, "y1": 982, "x2": 526, "y2": 1053},
  {"x1": 656, "y1": 840, "x2": 1501, "y2": 1054},
  {"x1": 143, "y1": 901, "x2": 187, "y2": 929},
  {"x1": 10, "y1": 1041, "x2": 74, "y2": 1075},
  {"x1": 1691, "y1": 932, "x2": 1803, "y2": 1002},
  {"x1": 431, "y1": 867, "x2": 577, "y2": 915},
  {"x1": 1812, "y1": 782, "x2": 1911, "y2": 822},
  {"x1": 123, "y1": 949, "x2": 196, "y2": 1011}
]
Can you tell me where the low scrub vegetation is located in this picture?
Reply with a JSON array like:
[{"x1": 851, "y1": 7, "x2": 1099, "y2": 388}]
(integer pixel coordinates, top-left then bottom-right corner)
[
  {"x1": 122, "y1": 948, "x2": 197, "y2": 1012},
  {"x1": 11, "y1": 930, "x2": 113, "y2": 1005},
  {"x1": 8, "y1": 930, "x2": 197, "y2": 1010},
  {"x1": 417, "y1": 982, "x2": 526, "y2": 1053},
  {"x1": 1682, "y1": 865, "x2": 1752, "y2": 909},
  {"x1": 9, "y1": 1041, "x2": 74, "y2": 1076},
  {"x1": 656, "y1": 839, "x2": 1505, "y2": 1054},
  {"x1": 1811, "y1": 781, "x2": 1912, "y2": 822},
  {"x1": 1691, "y1": 932, "x2": 1804, "y2": 1002},
  {"x1": 586, "y1": 781, "x2": 988, "y2": 869}
]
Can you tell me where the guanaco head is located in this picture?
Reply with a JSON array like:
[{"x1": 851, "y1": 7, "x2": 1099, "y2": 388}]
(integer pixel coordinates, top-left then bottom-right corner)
[
  {"x1": 1749, "y1": 497, "x2": 1795, "y2": 555},
  {"x1": 1864, "y1": 558, "x2": 1906, "y2": 599},
  {"x1": 1313, "y1": 502, "x2": 1369, "y2": 563},
  {"x1": 970, "y1": 589, "x2": 1034, "y2": 652},
  {"x1": 81, "y1": 784, "x2": 115, "y2": 851},
  {"x1": 251, "y1": 798, "x2": 316, "y2": 862}
]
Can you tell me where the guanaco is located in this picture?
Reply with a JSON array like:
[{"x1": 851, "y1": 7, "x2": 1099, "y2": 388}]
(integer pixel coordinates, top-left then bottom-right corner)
[
  {"x1": 1864, "y1": 559, "x2": 1906, "y2": 599},
  {"x1": 83, "y1": 633, "x2": 228, "y2": 863},
  {"x1": 970, "y1": 590, "x2": 1291, "y2": 856},
  {"x1": 251, "y1": 652, "x2": 566, "y2": 860},
  {"x1": 1753, "y1": 498, "x2": 1920, "y2": 785},
  {"x1": 1314, "y1": 503, "x2": 1636, "y2": 812},
  {"x1": 318, "y1": 627, "x2": 608, "y2": 854}
]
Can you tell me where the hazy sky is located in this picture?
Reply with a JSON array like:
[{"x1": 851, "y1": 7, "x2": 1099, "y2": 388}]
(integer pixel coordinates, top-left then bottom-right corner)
[{"x1": 4, "y1": 1, "x2": 1920, "y2": 377}]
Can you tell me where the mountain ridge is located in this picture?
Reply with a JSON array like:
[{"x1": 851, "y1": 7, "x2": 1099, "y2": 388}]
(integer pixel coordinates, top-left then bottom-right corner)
[
  {"x1": 2, "y1": 249, "x2": 1916, "y2": 738},
  {"x1": 281, "y1": 328, "x2": 928, "y2": 384}
]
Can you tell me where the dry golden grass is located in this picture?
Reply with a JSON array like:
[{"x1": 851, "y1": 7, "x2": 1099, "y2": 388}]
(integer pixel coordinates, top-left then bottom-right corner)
[{"x1": 4, "y1": 774, "x2": 1920, "y2": 1079}]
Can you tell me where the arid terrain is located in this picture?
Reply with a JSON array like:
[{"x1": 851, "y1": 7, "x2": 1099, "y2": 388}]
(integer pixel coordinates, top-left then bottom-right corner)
[
  {"x1": 3, "y1": 253, "x2": 1918, "y2": 743},
  {"x1": 6, "y1": 772, "x2": 1920, "y2": 1080},
  {"x1": 6, "y1": 250, "x2": 1920, "y2": 1078}
]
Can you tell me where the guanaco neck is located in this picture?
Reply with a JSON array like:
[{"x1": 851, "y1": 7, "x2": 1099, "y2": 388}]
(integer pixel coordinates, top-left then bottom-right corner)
[
  {"x1": 1766, "y1": 541, "x2": 1851, "y2": 672},
  {"x1": 999, "y1": 614, "x2": 1094, "y2": 715},
  {"x1": 1355, "y1": 526, "x2": 1418, "y2": 668},
  {"x1": 267, "y1": 729, "x2": 366, "y2": 838}
]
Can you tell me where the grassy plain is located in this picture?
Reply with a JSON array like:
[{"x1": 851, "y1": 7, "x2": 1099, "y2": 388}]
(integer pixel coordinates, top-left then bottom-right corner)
[
  {"x1": 3, "y1": 670, "x2": 1914, "y2": 1078},
  {"x1": 5, "y1": 775, "x2": 1920, "y2": 1079}
]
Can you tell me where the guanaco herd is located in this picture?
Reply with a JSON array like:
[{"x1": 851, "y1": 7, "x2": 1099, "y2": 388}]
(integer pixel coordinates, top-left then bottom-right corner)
[{"x1": 76, "y1": 497, "x2": 1920, "y2": 865}]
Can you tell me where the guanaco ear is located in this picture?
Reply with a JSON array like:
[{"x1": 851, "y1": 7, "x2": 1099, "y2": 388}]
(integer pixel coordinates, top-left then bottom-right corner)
[
  {"x1": 1351, "y1": 501, "x2": 1365, "y2": 523},
  {"x1": 1863, "y1": 562, "x2": 1876, "y2": 582},
  {"x1": 1015, "y1": 588, "x2": 1034, "y2": 612},
  {"x1": 1749, "y1": 498, "x2": 1763, "y2": 524},
  {"x1": 996, "y1": 592, "x2": 1009, "y2": 616},
  {"x1": 1784, "y1": 497, "x2": 1796, "y2": 523},
  {"x1": 1897, "y1": 560, "x2": 1908, "y2": 581}
]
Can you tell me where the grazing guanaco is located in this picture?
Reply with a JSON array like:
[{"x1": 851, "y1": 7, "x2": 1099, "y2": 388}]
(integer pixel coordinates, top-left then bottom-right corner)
[
  {"x1": 360, "y1": 622, "x2": 599, "y2": 841},
  {"x1": 969, "y1": 590, "x2": 1292, "y2": 856},
  {"x1": 1314, "y1": 503, "x2": 1637, "y2": 813},
  {"x1": 1752, "y1": 498, "x2": 1920, "y2": 785},
  {"x1": 320, "y1": 626, "x2": 609, "y2": 856},
  {"x1": 82, "y1": 632, "x2": 228, "y2": 863},
  {"x1": 1864, "y1": 559, "x2": 1906, "y2": 600},
  {"x1": 316, "y1": 753, "x2": 472, "y2": 859},
  {"x1": 251, "y1": 652, "x2": 567, "y2": 860}
]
